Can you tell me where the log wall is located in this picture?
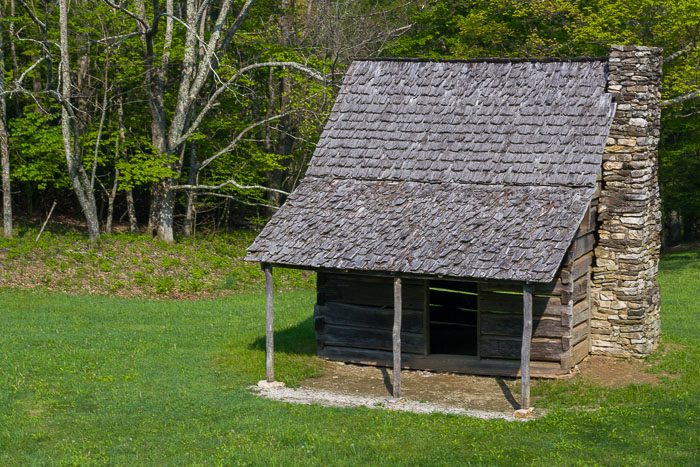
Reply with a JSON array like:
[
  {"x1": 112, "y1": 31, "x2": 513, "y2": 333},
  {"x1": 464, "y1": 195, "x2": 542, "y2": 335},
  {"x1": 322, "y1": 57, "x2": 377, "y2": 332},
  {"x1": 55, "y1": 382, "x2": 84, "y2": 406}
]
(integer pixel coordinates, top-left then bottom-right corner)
[{"x1": 313, "y1": 202, "x2": 595, "y2": 376}]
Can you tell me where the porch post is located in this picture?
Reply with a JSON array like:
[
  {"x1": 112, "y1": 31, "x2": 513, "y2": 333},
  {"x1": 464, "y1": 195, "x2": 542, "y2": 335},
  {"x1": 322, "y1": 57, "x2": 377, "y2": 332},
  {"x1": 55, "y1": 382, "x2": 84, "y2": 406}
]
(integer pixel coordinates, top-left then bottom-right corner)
[
  {"x1": 264, "y1": 263, "x2": 275, "y2": 382},
  {"x1": 521, "y1": 283, "x2": 533, "y2": 410},
  {"x1": 392, "y1": 276, "x2": 402, "y2": 400}
]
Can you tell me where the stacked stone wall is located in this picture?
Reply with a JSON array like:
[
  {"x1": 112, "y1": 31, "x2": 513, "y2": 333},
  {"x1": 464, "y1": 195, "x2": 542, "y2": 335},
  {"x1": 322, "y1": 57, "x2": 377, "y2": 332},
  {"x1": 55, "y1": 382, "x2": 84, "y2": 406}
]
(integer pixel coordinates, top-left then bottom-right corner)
[{"x1": 591, "y1": 45, "x2": 663, "y2": 357}]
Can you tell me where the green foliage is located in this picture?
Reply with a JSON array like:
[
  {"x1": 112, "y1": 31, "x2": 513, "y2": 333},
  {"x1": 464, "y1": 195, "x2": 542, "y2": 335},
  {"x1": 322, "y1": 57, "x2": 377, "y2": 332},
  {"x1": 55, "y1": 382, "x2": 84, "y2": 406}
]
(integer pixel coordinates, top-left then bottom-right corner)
[{"x1": 9, "y1": 109, "x2": 68, "y2": 190}]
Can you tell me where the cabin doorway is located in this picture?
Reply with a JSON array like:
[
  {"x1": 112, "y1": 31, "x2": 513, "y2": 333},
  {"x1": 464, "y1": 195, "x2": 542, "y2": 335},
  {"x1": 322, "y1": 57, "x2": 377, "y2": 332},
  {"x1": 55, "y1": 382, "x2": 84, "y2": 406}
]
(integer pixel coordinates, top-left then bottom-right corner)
[{"x1": 428, "y1": 280, "x2": 479, "y2": 356}]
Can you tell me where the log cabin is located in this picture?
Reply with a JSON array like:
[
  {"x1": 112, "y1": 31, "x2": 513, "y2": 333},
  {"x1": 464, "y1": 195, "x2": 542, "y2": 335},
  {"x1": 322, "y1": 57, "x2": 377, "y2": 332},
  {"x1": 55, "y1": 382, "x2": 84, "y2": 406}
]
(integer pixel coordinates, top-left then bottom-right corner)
[{"x1": 246, "y1": 45, "x2": 663, "y2": 405}]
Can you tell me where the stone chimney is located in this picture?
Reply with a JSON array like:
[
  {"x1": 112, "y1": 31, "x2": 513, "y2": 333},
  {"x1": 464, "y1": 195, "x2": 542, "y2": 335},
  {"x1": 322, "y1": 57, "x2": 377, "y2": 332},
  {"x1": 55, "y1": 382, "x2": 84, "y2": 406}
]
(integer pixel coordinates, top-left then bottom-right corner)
[{"x1": 591, "y1": 45, "x2": 663, "y2": 358}]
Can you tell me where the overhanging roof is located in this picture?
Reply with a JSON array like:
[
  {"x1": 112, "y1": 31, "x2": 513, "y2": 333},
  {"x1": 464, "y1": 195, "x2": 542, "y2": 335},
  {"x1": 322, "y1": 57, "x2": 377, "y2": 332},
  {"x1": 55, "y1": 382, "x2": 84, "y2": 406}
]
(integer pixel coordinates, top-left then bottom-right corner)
[{"x1": 246, "y1": 59, "x2": 615, "y2": 283}]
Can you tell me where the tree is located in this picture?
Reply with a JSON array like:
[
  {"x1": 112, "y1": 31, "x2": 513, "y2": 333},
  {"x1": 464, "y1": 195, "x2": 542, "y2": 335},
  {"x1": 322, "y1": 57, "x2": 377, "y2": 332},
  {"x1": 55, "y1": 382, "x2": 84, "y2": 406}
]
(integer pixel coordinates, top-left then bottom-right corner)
[{"x1": 0, "y1": 2, "x2": 11, "y2": 238}]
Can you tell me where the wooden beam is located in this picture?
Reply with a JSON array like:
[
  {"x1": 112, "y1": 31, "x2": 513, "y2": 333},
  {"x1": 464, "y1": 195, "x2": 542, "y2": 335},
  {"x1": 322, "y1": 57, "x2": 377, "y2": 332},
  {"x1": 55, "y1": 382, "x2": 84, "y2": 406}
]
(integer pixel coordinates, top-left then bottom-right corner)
[
  {"x1": 521, "y1": 283, "x2": 533, "y2": 409},
  {"x1": 393, "y1": 277, "x2": 402, "y2": 399},
  {"x1": 264, "y1": 264, "x2": 274, "y2": 382}
]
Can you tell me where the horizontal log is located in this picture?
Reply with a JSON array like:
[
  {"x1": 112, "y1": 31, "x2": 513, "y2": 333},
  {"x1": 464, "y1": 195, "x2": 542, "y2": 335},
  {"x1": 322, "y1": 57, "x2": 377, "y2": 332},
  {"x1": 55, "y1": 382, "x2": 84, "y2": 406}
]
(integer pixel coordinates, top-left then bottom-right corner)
[
  {"x1": 314, "y1": 302, "x2": 424, "y2": 333},
  {"x1": 317, "y1": 323, "x2": 425, "y2": 354},
  {"x1": 318, "y1": 346, "x2": 571, "y2": 377},
  {"x1": 573, "y1": 299, "x2": 589, "y2": 327},
  {"x1": 572, "y1": 232, "x2": 595, "y2": 259},
  {"x1": 479, "y1": 279, "x2": 572, "y2": 297},
  {"x1": 319, "y1": 273, "x2": 425, "y2": 309},
  {"x1": 572, "y1": 321, "x2": 589, "y2": 346},
  {"x1": 480, "y1": 313, "x2": 570, "y2": 338},
  {"x1": 429, "y1": 289, "x2": 478, "y2": 309},
  {"x1": 318, "y1": 271, "x2": 424, "y2": 288},
  {"x1": 572, "y1": 253, "x2": 593, "y2": 281},
  {"x1": 473, "y1": 335, "x2": 568, "y2": 362},
  {"x1": 479, "y1": 291, "x2": 569, "y2": 318},
  {"x1": 571, "y1": 338, "x2": 590, "y2": 366},
  {"x1": 573, "y1": 275, "x2": 588, "y2": 302},
  {"x1": 575, "y1": 204, "x2": 597, "y2": 237}
]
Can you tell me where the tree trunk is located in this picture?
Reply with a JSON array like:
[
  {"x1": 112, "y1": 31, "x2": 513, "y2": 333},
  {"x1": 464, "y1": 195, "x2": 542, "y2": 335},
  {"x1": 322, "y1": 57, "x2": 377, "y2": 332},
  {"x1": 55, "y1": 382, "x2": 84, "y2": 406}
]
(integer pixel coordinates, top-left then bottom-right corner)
[
  {"x1": 116, "y1": 96, "x2": 138, "y2": 233},
  {"x1": 0, "y1": 5, "x2": 11, "y2": 238},
  {"x1": 58, "y1": 0, "x2": 99, "y2": 242},
  {"x1": 156, "y1": 185, "x2": 176, "y2": 242},
  {"x1": 126, "y1": 189, "x2": 138, "y2": 233},
  {"x1": 183, "y1": 140, "x2": 198, "y2": 237},
  {"x1": 105, "y1": 168, "x2": 119, "y2": 234},
  {"x1": 146, "y1": 185, "x2": 161, "y2": 236}
]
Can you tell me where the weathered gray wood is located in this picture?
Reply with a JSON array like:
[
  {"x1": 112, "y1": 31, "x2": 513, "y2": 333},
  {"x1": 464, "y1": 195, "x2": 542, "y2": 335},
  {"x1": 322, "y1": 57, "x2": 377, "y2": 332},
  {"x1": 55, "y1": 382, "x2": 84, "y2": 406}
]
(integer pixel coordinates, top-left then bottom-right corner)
[
  {"x1": 572, "y1": 232, "x2": 595, "y2": 259},
  {"x1": 575, "y1": 203, "x2": 596, "y2": 237},
  {"x1": 479, "y1": 280, "x2": 568, "y2": 295},
  {"x1": 318, "y1": 346, "x2": 571, "y2": 377},
  {"x1": 479, "y1": 336, "x2": 567, "y2": 361},
  {"x1": 480, "y1": 313, "x2": 569, "y2": 338},
  {"x1": 573, "y1": 299, "x2": 589, "y2": 326},
  {"x1": 480, "y1": 292, "x2": 568, "y2": 318},
  {"x1": 573, "y1": 275, "x2": 588, "y2": 302},
  {"x1": 572, "y1": 253, "x2": 593, "y2": 280},
  {"x1": 521, "y1": 284, "x2": 533, "y2": 409},
  {"x1": 264, "y1": 264, "x2": 274, "y2": 382},
  {"x1": 571, "y1": 338, "x2": 589, "y2": 365},
  {"x1": 393, "y1": 277, "x2": 402, "y2": 398},
  {"x1": 320, "y1": 272, "x2": 425, "y2": 309},
  {"x1": 316, "y1": 323, "x2": 425, "y2": 354},
  {"x1": 314, "y1": 302, "x2": 424, "y2": 333},
  {"x1": 572, "y1": 321, "x2": 589, "y2": 346}
]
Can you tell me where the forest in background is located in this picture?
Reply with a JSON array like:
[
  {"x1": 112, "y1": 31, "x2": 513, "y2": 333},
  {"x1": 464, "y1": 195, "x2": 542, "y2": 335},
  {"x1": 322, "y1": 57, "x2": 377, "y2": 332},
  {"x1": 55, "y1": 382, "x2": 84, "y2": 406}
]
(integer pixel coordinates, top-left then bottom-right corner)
[{"x1": 0, "y1": 0, "x2": 698, "y2": 244}]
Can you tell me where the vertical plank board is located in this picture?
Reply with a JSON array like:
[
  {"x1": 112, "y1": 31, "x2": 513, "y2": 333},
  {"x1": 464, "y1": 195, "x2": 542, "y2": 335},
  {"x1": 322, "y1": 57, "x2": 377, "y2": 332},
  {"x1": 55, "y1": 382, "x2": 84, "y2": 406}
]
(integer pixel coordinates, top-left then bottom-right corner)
[
  {"x1": 264, "y1": 264, "x2": 274, "y2": 382},
  {"x1": 521, "y1": 283, "x2": 533, "y2": 409},
  {"x1": 393, "y1": 277, "x2": 402, "y2": 398}
]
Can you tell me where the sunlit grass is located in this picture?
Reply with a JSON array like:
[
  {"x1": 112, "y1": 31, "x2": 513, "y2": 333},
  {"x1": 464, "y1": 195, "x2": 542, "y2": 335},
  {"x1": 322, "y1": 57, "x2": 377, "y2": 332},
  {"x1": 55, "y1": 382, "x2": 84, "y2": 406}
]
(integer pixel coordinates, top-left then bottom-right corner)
[{"x1": 0, "y1": 249, "x2": 697, "y2": 464}]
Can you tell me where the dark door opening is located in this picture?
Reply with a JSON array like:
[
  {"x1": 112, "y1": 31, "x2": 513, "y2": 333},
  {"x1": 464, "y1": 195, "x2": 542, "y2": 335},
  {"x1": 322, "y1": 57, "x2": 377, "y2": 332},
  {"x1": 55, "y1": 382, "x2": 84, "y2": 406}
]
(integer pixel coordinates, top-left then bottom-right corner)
[{"x1": 429, "y1": 280, "x2": 478, "y2": 356}]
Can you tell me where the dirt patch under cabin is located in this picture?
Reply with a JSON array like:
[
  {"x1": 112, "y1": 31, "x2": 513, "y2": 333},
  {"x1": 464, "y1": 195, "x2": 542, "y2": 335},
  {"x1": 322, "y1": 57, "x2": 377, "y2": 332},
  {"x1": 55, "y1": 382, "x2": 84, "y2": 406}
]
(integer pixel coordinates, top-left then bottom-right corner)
[{"x1": 293, "y1": 355, "x2": 666, "y2": 413}]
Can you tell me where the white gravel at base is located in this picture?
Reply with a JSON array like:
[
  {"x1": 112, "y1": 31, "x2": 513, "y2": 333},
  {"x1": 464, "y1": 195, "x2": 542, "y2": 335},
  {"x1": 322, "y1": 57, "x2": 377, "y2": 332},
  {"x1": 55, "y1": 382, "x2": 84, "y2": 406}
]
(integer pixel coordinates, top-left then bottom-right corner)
[{"x1": 250, "y1": 385, "x2": 524, "y2": 421}]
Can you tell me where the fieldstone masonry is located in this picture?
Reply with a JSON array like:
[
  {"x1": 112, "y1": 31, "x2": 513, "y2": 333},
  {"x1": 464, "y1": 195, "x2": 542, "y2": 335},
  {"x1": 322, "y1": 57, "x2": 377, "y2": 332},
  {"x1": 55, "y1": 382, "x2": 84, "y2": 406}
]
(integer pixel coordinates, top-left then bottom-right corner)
[{"x1": 591, "y1": 45, "x2": 663, "y2": 357}]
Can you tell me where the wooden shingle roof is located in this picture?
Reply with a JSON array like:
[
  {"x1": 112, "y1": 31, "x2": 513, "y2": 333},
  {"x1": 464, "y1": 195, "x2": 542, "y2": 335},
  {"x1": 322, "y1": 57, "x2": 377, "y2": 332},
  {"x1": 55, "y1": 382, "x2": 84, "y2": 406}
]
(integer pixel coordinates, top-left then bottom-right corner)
[{"x1": 246, "y1": 59, "x2": 615, "y2": 283}]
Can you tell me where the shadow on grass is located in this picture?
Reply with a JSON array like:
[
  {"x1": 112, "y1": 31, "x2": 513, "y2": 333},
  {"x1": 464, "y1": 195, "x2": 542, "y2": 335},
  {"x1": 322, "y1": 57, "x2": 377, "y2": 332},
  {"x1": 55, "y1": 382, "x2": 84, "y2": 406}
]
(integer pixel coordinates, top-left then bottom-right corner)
[{"x1": 249, "y1": 316, "x2": 317, "y2": 356}]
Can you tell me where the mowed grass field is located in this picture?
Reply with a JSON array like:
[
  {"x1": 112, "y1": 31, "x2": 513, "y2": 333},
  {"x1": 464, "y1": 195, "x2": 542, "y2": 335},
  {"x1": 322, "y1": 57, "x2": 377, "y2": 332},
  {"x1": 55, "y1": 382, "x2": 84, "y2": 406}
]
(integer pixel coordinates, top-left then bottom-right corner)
[{"x1": 0, "y1": 249, "x2": 698, "y2": 465}]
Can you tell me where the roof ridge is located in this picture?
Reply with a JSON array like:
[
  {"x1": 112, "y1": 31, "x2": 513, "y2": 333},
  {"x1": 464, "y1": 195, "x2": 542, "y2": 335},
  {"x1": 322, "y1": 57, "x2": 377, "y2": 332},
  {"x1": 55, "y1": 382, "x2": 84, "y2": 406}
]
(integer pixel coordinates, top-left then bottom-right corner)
[{"x1": 354, "y1": 56, "x2": 608, "y2": 64}]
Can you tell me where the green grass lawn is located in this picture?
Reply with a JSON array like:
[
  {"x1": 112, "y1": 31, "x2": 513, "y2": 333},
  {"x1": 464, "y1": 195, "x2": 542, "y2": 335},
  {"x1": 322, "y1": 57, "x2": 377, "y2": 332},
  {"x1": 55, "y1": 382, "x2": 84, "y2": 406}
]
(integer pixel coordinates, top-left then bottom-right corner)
[{"x1": 0, "y1": 250, "x2": 698, "y2": 465}]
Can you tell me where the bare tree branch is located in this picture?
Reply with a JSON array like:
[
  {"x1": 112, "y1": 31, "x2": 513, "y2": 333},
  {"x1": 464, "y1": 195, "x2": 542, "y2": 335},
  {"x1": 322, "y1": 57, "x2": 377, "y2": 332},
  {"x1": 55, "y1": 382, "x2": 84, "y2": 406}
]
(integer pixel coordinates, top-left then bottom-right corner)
[
  {"x1": 97, "y1": 32, "x2": 141, "y2": 45},
  {"x1": 218, "y1": 0, "x2": 254, "y2": 52},
  {"x1": 17, "y1": 0, "x2": 45, "y2": 29},
  {"x1": 661, "y1": 90, "x2": 700, "y2": 107},
  {"x1": 101, "y1": 0, "x2": 150, "y2": 30},
  {"x1": 198, "y1": 110, "x2": 296, "y2": 171},
  {"x1": 15, "y1": 56, "x2": 45, "y2": 88},
  {"x1": 175, "y1": 61, "x2": 324, "y2": 147},
  {"x1": 203, "y1": 192, "x2": 281, "y2": 210},
  {"x1": 664, "y1": 42, "x2": 696, "y2": 63},
  {"x1": 171, "y1": 179, "x2": 289, "y2": 196}
]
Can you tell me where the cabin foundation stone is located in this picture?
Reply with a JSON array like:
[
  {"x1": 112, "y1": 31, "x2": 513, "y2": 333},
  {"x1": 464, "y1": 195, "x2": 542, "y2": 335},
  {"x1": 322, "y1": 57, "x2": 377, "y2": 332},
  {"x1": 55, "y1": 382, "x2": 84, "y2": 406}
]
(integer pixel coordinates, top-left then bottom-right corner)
[{"x1": 591, "y1": 45, "x2": 663, "y2": 358}]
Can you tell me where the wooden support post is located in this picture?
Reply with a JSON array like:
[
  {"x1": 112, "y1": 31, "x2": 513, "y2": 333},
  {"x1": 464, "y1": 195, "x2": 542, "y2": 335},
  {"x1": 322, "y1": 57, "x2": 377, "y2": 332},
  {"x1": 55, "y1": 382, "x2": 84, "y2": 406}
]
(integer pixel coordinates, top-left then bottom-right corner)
[
  {"x1": 264, "y1": 264, "x2": 275, "y2": 383},
  {"x1": 521, "y1": 283, "x2": 533, "y2": 410},
  {"x1": 392, "y1": 277, "x2": 402, "y2": 400}
]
